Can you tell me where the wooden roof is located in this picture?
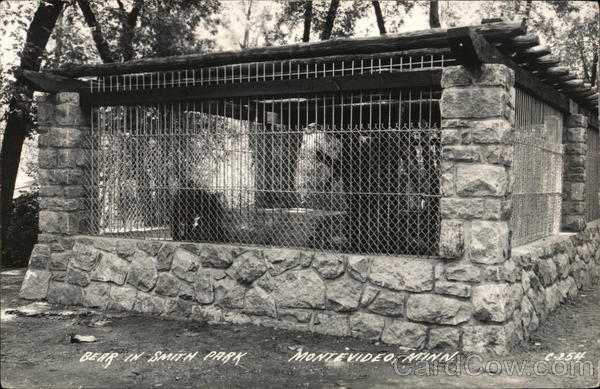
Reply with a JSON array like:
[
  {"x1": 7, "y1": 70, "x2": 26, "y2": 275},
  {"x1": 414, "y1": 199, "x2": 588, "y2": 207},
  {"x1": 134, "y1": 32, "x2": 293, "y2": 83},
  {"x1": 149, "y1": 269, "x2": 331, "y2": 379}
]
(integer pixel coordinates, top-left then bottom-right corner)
[{"x1": 46, "y1": 20, "x2": 598, "y2": 113}]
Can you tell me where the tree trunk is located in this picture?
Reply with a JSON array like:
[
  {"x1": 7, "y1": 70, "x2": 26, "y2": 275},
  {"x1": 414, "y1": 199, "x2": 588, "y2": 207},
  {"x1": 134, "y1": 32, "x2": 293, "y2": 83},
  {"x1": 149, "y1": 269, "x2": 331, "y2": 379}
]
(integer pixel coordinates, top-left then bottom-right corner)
[
  {"x1": 118, "y1": 0, "x2": 143, "y2": 61},
  {"x1": 302, "y1": 1, "x2": 313, "y2": 42},
  {"x1": 1, "y1": 0, "x2": 64, "y2": 264},
  {"x1": 241, "y1": 0, "x2": 253, "y2": 49},
  {"x1": 591, "y1": 51, "x2": 598, "y2": 87},
  {"x1": 372, "y1": 1, "x2": 386, "y2": 34},
  {"x1": 320, "y1": 0, "x2": 340, "y2": 41},
  {"x1": 524, "y1": 0, "x2": 533, "y2": 19},
  {"x1": 429, "y1": 0, "x2": 441, "y2": 28},
  {"x1": 77, "y1": 0, "x2": 116, "y2": 63}
]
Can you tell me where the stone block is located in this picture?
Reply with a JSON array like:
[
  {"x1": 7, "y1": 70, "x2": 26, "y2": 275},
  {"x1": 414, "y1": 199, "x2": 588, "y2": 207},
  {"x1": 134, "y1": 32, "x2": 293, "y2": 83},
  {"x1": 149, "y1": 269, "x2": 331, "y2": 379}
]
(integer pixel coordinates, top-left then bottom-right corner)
[
  {"x1": 439, "y1": 219, "x2": 465, "y2": 259},
  {"x1": 347, "y1": 255, "x2": 369, "y2": 282},
  {"x1": 91, "y1": 252, "x2": 128, "y2": 285},
  {"x1": 441, "y1": 198, "x2": 507, "y2": 220},
  {"x1": 311, "y1": 312, "x2": 349, "y2": 336},
  {"x1": 360, "y1": 285, "x2": 379, "y2": 307},
  {"x1": 570, "y1": 183, "x2": 585, "y2": 201},
  {"x1": 369, "y1": 257, "x2": 433, "y2": 292},
  {"x1": 470, "y1": 220, "x2": 509, "y2": 264},
  {"x1": 326, "y1": 277, "x2": 362, "y2": 312},
  {"x1": 134, "y1": 292, "x2": 165, "y2": 314},
  {"x1": 441, "y1": 64, "x2": 514, "y2": 89},
  {"x1": 367, "y1": 290, "x2": 405, "y2": 316},
  {"x1": 472, "y1": 284, "x2": 512, "y2": 322},
  {"x1": 428, "y1": 327, "x2": 460, "y2": 350},
  {"x1": 470, "y1": 119, "x2": 513, "y2": 144},
  {"x1": 462, "y1": 325, "x2": 512, "y2": 355},
  {"x1": 381, "y1": 320, "x2": 427, "y2": 348},
  {"x1": 157, "y1": 244, "x2": 175, "y2": 271},
  {"x1": 19, "y1": 269, "x2": 51, "y2": 300},
  {"x1": 108, "y1": 285, "x2": 137, "y2": 311},
  {"x1": 312, "y1": 253, "x2": 345, "y2": 279},
  {"x1": 445, "y1": 262, "x2": 481, "y2": 282},
  {"x1": 441, "y1": 87, "x2": 510, "y2": 119},
  {"x1": 39, "y1": 210, "x2": 84, "y2": 234},
  {"x1": 154, "y1": 272, "x2": 182, "y2": 297},
  {"x1": 243, "y1": 286, "x2": 277, "y2": 317},
  {"x1": 434, "y1": 280, "x2": 471, "y2": 297},
  {"x1": 349, "y1": 312, "x2": 384, "y2": 340},
  {"x1": 554, "y1": 254, "x2": 570, "y2": 279},
  {"x1": 227, "y1": 250, "x2": 267, "y2": 284},
  {"x1": 269, "y1": 270, "x2": 325, "y2": 309},
  {"x1": 199, "y1": 245, "x2": 234, "y2": 269},
  {"x1": 455, "y1": 164, "x2": 508, "y2": 197},
  {"x1": 405, "y1": 294, "x2": 472, "y2": 325},
  {"x1": 567, "y1": 127, "x2": 586, "y2": 143},
  {"x1": 38, "y1": 127, "x2": 84, "y2": 148},
  {"x1": 194, "y1": 269, "x2": 214, "y2": 304},
  {"x1": 171, "y1": 248, "x2": 200, "y2": 282},
  {"x1": 263, "y1": 248, "x2": 311, "y2": 276},
  {"x1": 566, "y1": 114, "x2": 588, "y2": 128},
  {"x1": 82, "y1": 282, "x2": 110, "y2": 308},
  {"x1": 38, "y1": 168, "x2": 84, "y2": 186},
  {"x1": 534, "y1": 259, "x2": 557, "y2": 287},
  {"x1": 191, "y1": 305, "x2": 223, "y2": 323},
  {"x1": 49, "y1": 252, "x2": 73, "y2": 271},
  {"x1": 55, "y1": 102, "x2": 86, "y2": 126},
  {"x1": 126, "y1": 252, "x2": 158, "y2": 292},
  {"x1": 39, "y1": 197, "x2": 85, "y2": 212},
  {"x1": 213, "y1": 278, "x2": 246, "y2": 309},
  {"x1": 66, "y1": 266, "x2": 90, "y2": 287},
  {"x1": 47, "y1": 281, "x2": 83, "y2": 305}
]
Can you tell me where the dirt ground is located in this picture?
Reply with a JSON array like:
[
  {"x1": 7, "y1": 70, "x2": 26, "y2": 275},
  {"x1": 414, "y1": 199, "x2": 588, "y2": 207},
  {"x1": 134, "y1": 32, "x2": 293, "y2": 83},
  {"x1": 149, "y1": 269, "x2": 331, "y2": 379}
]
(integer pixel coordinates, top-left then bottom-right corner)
[{"x1": 1, "y1": 268, "x2": 599, "y2": 389}]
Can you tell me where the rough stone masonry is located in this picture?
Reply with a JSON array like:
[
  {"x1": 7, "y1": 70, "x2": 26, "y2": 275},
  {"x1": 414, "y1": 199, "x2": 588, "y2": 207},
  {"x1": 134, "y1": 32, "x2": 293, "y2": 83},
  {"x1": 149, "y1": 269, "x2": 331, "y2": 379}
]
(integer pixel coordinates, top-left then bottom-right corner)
[{"x1": 20, "y1": 64, "x2": 600, "y2": 355}]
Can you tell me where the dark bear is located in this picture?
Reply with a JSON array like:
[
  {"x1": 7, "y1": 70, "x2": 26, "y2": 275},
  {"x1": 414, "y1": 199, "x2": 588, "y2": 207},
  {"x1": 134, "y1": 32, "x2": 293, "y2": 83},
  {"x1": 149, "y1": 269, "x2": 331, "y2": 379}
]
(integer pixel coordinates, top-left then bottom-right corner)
[{"x1": 170, "y1": 183, "x2": 226, "y2": 243}]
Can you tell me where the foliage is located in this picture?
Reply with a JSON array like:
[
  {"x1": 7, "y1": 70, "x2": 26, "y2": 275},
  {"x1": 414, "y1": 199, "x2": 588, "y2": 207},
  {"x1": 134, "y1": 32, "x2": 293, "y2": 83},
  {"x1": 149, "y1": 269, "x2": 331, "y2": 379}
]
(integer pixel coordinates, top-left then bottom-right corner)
[{"x1": 3, "y1": 191, "x2": 39, "y2": 267}]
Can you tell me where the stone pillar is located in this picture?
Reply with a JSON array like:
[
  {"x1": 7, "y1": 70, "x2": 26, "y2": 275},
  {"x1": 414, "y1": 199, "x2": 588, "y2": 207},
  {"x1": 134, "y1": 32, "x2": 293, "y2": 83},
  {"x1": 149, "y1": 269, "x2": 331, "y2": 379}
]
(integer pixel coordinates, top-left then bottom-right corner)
[
  {"x1": 438, "y1": 64, "x2": 517, "y2": 354},
  {"x1": 562, "y1": 113, "x2": 588, "y2": 231},
  {"x1": 36, "y1": 92, "x2": 90, "y2": 235}
]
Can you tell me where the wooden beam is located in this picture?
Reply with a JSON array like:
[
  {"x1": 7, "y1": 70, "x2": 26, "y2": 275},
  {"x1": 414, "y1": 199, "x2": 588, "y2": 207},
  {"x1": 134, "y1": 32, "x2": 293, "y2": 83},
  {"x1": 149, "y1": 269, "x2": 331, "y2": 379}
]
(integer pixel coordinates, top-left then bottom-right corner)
[
  {"x1": 16, "y1": 69, "x2": 87, "y2": 93},
  {"x1": 80, "y1": 69, "x2": 442, "y2": 107},
  {"x1": 497, "y1": 34, "x2": 539, "y2": 50},
  {"x1": 52, "y1": 21, "x2": 526, "y2": 78}
]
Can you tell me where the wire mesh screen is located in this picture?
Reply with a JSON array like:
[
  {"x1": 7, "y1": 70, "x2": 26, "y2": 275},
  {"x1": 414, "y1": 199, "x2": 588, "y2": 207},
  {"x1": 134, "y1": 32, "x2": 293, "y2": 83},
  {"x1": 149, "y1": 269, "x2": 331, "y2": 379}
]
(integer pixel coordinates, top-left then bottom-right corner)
[
  {"x1": 86, "y1": 50, "x2": 453, "y2": 93},
  {"x1": 511, "y1": 88, "x2": 564, "y2": 247},
  {"x1": 585, "y1": 126, "x2": 600, "y2": 221},
  {"x1": 87, "y1": 88, "x2": 441, "y2": 256}
]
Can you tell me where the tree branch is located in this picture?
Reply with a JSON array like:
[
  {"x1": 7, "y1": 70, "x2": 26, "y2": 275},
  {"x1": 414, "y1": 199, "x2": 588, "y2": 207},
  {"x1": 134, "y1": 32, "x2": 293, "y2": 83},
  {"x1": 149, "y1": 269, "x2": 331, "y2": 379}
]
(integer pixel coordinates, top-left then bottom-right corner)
[
  {"x1": 320, "y1": 0, "x2": 340, "y2": 41},
  {"x1": 76, "y1": 0, "x2": 116, "y2": 63},
  {"x1": 372, "y1": 1, "x2": 386, "y2": 34}
]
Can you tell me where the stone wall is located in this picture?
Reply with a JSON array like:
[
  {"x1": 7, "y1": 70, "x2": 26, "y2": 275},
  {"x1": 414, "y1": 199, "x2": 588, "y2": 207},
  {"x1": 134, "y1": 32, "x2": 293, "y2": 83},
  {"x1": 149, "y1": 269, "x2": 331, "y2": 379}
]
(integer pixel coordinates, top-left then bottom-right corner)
[
  {"x1": 19, "y1": 222, "x2": 599, "y2": 354},
  {"x1": 21, "y1": 235, "x2": 457, "y2": 349},
  {"x1": 509, "y1": 220, "x2": 600, "y2": 344},
  {"x1": 562, "y1": 114, "x2": 589, "y2": 231},
  {"x1": 35, "y1": 92, "x2": 90, "y2": 235}
]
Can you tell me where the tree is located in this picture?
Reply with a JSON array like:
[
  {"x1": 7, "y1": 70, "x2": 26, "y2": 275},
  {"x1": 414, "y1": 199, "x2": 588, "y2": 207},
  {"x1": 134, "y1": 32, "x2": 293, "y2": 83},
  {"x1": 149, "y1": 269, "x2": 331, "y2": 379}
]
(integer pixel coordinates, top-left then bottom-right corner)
[
  {"x1": 372, "y1": 1, "x2": 386, "y2": 34},
  {"x1": 429, "y1": 0, "x2": 441, "y2": 28},
  {"x1": 1, "y1": 0, "x2": 65, "y2": 264},
  {"x1": 320, "y1": 0, "x2": 340, "y2": 40},
  {"x1": 303, "y1": 1, "x2": 313, "y2": 42}
]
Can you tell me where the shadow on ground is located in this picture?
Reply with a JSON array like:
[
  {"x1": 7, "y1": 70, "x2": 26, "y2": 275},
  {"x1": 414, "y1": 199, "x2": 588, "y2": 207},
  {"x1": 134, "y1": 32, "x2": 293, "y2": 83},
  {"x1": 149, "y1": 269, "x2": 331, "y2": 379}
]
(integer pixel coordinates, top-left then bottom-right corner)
[{"x1": 1, "y1": 268, "x2": 599, "y2": 388}]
